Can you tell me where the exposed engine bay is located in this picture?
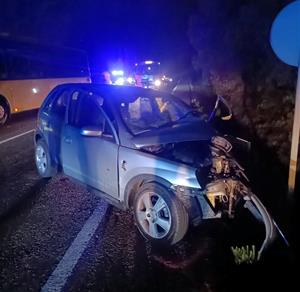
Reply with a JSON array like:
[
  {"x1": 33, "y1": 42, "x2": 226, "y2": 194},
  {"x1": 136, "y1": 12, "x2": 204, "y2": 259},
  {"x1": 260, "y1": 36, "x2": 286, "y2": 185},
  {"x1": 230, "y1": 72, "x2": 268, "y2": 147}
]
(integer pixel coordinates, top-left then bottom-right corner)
[
  {"x1": 202, "y1": 136, "x2": 277, "y2": 259},
  {"x1": 142, "y1": 136, "x2": 278, "y2": 260}
]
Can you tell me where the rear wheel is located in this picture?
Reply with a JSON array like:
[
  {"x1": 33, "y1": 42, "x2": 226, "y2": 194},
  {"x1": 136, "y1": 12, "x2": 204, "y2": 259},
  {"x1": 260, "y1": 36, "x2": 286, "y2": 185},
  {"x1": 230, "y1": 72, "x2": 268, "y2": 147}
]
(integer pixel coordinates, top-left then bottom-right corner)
[
  {"x1": 0, "y1": 101, "x2": 9, "y2": 125},
  {"x1": 35, "y1": 139, "x2": 57, "y2": 178},
  {"x1": 133, "y1": 183, "x2": 189, "y2": 245}
]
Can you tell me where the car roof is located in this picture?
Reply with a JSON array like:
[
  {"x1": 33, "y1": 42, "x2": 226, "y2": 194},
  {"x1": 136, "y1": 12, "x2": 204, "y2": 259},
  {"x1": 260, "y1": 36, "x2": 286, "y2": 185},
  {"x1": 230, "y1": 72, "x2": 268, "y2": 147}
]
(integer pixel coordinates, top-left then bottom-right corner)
[{"x1": 55, "y1": 83, "x2": 171, "y2": 99}]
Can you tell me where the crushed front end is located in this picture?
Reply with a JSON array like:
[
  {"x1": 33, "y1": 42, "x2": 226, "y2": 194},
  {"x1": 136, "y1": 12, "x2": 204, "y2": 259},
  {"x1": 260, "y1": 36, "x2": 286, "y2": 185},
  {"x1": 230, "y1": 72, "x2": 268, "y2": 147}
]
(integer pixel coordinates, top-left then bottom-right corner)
[{"x1": 196, "y1": 136, "x2": 277, "y2": 260}]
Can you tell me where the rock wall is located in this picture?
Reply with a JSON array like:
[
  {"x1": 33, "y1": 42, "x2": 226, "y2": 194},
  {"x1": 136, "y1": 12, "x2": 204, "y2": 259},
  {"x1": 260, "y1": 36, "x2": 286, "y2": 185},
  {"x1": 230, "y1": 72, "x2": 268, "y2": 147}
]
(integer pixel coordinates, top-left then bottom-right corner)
[{"x1": 188, "y1": 0, "x2": 297, "y2": 167}]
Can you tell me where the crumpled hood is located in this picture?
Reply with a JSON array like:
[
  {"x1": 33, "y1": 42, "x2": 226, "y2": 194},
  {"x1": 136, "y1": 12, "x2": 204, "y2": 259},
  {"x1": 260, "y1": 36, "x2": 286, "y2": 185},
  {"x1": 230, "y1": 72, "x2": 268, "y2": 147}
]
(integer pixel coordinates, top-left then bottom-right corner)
[{"x1": 132, "y1": 119, "x2": 216, "y2": 148}]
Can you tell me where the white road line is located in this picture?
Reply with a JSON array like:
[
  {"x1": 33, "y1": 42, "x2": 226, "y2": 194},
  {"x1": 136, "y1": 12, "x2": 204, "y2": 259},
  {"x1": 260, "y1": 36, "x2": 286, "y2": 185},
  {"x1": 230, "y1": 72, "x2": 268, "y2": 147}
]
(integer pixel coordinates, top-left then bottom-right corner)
[
  {"x1": 0, "y1": 129, "x2": 35, "y2": 145},
  {"x1": 41, "y1": 202, "x2": 108, "y2": 292}
]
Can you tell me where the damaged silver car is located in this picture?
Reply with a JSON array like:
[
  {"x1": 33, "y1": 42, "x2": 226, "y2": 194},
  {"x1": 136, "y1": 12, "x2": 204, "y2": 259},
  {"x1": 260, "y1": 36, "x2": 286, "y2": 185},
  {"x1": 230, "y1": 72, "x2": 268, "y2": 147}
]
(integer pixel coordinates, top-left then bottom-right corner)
[{"x1": 34, "y1": 83, "x2": 277, "y2": 260}]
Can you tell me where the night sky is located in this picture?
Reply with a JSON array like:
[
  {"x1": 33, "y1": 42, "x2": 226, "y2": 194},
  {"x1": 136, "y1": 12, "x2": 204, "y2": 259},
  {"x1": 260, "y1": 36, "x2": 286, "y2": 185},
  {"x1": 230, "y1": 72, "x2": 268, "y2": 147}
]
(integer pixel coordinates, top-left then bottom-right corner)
[{"x1": 0, "y1": 0, "x2": 197, "y2": 72}]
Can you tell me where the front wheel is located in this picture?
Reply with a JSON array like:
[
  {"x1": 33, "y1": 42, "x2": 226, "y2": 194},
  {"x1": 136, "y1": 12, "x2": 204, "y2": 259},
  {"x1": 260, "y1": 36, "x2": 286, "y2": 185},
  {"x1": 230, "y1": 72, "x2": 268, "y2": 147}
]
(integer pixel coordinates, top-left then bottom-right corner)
[
  {"x1": 0, "y1": 101, "x2": 9, "y2": 125},
  {"x1": 35, "y1": 139, "x2": 57, "y2": 178},
  {"x1": 133, "y1": 183, "x2": 189, "y2": 245}
]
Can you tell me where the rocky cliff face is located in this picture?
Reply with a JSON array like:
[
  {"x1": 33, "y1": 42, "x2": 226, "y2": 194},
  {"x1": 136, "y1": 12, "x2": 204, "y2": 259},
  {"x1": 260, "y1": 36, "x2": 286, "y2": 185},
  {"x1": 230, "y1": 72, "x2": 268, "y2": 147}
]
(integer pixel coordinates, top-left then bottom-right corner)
[{"x1": 188, "y1": 0, "x2": 297, "y2": 167}]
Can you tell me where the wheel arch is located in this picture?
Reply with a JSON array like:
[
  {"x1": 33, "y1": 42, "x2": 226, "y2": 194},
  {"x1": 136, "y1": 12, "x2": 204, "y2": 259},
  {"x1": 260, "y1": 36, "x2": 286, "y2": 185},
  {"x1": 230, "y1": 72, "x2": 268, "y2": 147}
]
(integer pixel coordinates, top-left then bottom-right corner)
[
  {"x1": 34, "y1": 130, "x2": 45, "y2": 144},
  {"x1": 0, "y1": 94, "x2": 11, "y2": 116},
  {"x1": 124, "y1": 174, "x2": 173, "y2": 209}
]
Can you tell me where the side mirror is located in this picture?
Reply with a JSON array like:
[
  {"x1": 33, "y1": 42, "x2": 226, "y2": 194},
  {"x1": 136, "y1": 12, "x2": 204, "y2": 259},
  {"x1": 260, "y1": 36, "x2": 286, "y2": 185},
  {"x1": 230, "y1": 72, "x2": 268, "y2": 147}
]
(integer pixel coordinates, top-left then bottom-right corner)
[
  {"x1": 80, "y1": 126, "x2": 103, "y2": 137},
  {"x1": 208, "y1": 95, "x2": 232, "y2": 122},
  {"x1": 218, "y1": 96, "x2": 232, "y2": 121}
]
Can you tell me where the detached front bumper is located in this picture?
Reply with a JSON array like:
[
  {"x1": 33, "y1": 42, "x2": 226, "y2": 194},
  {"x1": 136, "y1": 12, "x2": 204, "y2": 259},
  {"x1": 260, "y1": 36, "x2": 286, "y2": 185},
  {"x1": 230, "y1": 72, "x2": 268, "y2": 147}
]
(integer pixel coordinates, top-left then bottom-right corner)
[
  {"x1": 244, "y1": 193, "x2": 277, "y2": 260},
  {"x1": 196, "y1": 178, "x2": 278, "y2": 261}
]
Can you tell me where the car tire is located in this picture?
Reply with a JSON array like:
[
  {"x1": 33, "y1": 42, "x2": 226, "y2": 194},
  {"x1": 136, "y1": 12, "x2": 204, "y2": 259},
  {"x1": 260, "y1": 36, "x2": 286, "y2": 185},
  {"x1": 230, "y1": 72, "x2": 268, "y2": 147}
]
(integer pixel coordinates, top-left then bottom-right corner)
[
  {"x1": 0, "y1": 101, "x2": 9, "y2": 125},
  {"x1": 133, "y1": 183, "x2": 189, "y2": 245},
  {"x1": 35, "y1": 139, "x2": 57, "y2": 178}
]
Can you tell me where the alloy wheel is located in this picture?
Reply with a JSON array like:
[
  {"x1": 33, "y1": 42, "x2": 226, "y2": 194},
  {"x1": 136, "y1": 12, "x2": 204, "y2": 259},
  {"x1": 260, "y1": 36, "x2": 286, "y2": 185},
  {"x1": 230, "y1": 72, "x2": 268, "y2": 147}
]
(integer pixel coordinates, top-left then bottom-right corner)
[
  {"x1": 0, "y1": 105, "x2": 5, "y2": 120},
  {"x1": 35, "y1": 145, "x2": 47, "y2": 174},
  {"x1": 136, "y1": 191, "x2": 172, "y2": 239}
]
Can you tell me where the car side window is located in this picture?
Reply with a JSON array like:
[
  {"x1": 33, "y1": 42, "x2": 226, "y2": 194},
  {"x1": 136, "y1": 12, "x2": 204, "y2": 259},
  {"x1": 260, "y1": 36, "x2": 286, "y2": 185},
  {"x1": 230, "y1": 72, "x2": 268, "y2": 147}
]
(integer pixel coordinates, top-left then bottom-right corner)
[
  {"x1": 69, "y1": 91, "x2": 114, "y2": 138},
  {"x1": 51, "y1": 90, "x2": 69, "y2": 118},
  {"x1": 42, "y1": 89, "x2": 68, "y2": 119}
]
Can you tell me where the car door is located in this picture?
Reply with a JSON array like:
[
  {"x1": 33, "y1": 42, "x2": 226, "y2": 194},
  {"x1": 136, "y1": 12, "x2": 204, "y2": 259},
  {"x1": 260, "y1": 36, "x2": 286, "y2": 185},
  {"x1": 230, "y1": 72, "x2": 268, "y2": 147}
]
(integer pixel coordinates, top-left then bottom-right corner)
[
  {"x1": 61, "y1": 90, "x2": 119, "y2": 199},
  {"x1": 39, "y1": 88, "x2": 69, "y2": 166}
]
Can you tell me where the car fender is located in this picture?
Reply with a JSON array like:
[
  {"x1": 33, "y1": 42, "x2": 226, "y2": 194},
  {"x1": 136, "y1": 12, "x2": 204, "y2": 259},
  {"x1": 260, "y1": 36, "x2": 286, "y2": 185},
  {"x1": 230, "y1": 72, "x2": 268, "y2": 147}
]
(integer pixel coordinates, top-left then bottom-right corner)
[
  {"x1": 118, "y1": 146, "x2": 202, "y2": 208},
  {"x1": 123, "y1": 174, "x2": 173, "y2": 208}
]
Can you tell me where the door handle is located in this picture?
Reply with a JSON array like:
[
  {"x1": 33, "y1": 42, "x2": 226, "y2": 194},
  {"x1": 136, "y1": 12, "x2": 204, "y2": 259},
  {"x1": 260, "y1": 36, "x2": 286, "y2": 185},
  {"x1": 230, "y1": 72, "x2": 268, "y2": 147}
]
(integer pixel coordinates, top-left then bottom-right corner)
[{"x1": 64, "y1": 137, "x2": 72, "y2": 144}]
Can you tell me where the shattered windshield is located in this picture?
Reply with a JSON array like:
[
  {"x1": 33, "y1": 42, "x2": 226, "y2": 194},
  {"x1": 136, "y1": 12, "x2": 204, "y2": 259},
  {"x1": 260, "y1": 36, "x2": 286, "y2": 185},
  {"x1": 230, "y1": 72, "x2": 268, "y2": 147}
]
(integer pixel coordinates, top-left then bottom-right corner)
[{"x1": 119, "y1": 94, "x2": 192, "y2": 134}]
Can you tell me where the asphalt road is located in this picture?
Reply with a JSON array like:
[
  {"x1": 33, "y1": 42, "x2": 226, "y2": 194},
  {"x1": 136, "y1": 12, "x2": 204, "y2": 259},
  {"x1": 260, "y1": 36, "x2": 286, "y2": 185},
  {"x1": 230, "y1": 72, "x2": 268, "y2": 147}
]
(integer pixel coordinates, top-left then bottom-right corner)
[{"x1": 0, "y1": 111, "x2": 296, "y2": 292}]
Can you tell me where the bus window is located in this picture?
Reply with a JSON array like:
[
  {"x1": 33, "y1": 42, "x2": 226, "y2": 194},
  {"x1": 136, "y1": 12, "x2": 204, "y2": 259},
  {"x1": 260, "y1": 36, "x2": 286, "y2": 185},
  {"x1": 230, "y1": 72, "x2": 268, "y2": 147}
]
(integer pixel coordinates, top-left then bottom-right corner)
[
  {"x1": 9, "y1": 54, "x2": 30, "y2": 79},
  {"x1": 29, "y1": 57, "x2": 45, "y2": 79},
  {"x1": 0, "y1": 39, "x2": 90, "y2": 123},
  {"x1": 0, "y1": 51, "x2": 8, "y2": 80}
]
